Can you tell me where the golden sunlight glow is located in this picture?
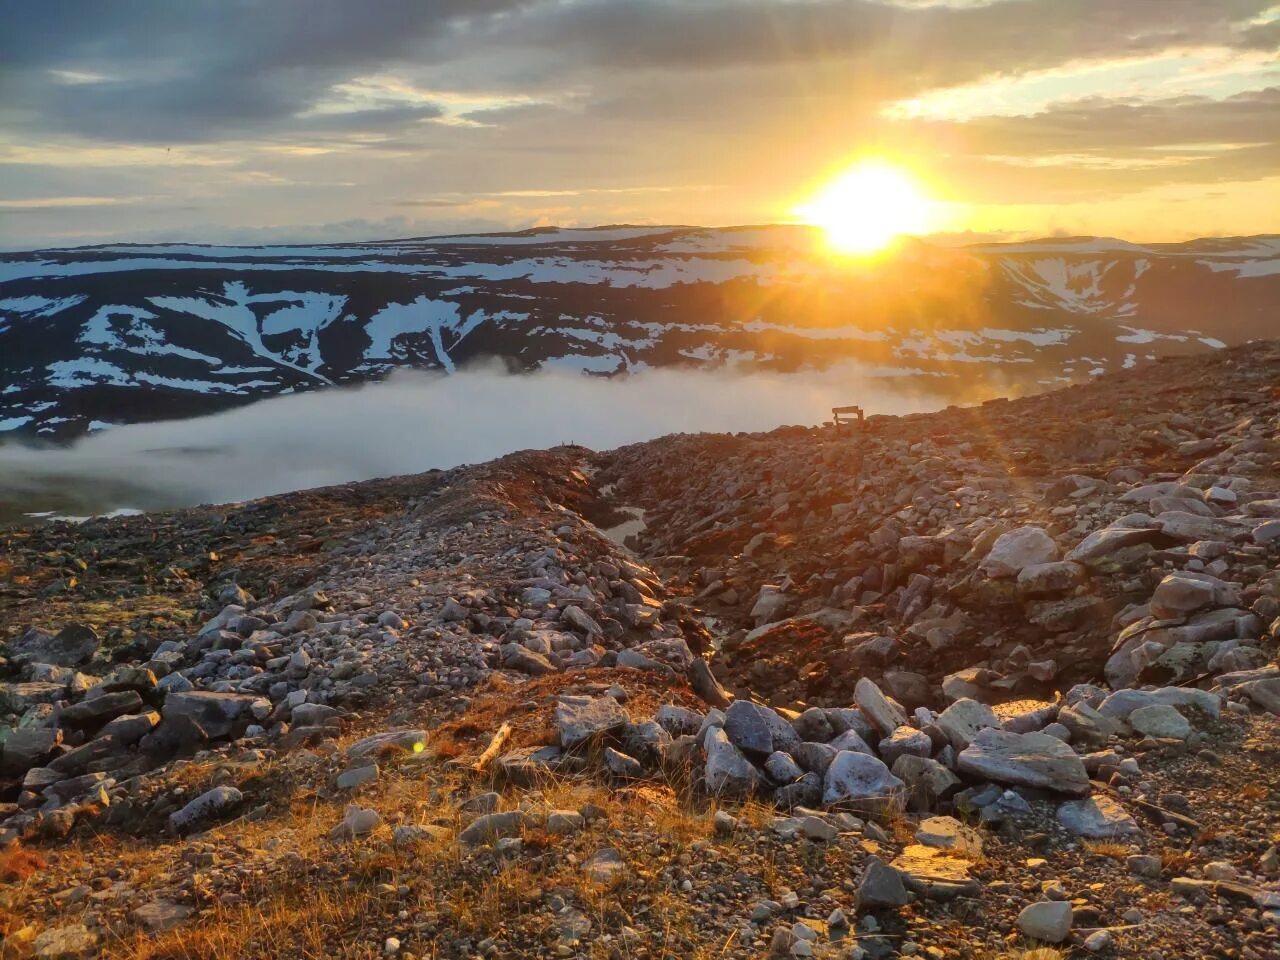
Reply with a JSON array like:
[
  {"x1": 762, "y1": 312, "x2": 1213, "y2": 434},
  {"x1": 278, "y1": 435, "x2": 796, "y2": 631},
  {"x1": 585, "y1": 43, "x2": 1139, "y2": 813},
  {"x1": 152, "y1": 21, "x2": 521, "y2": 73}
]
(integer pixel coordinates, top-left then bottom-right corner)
[{"x1": 796, "y1": 161, "x2": 935, "y2": 255}]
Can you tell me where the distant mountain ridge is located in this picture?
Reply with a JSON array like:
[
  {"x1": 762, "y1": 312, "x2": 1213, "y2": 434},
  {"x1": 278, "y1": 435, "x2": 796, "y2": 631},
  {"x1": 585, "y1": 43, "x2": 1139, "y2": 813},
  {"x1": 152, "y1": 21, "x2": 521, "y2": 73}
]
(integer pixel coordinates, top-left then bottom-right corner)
[{"x1": 1, "y1": 225, "x2": 1276, "y2": 439}]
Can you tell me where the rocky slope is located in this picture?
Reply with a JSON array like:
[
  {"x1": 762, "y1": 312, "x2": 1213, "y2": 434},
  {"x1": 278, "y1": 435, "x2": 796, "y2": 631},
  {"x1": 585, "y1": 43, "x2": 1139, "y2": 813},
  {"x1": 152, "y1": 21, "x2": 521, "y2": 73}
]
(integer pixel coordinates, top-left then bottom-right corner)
[
  {"x1": 1, "y1": 342, "x2": 1279, "y2": 959},
  {"x1": 3, "y1": 227, "x2": 1278, "y2": 439}
]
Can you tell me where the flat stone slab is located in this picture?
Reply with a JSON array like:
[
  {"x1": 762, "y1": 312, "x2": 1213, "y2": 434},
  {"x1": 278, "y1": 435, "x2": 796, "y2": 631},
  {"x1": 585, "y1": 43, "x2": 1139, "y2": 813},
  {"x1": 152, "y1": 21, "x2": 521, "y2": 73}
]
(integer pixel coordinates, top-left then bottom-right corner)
[
  {"x1": 1056, "y1": 795, "x2": 1142, "y2": 838},
  {"x1": 956, "y1": 728, "x2": 1090, "y2": 796},
  {"x1": 889, "y1": 844, "x2": 981, "y2": 900}
]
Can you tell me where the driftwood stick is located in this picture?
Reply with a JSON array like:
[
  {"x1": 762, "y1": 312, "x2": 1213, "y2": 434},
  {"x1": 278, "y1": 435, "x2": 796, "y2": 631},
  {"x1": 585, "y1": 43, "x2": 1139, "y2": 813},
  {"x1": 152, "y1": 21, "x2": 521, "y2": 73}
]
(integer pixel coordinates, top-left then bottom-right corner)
[{"x1": 473, "y1": 722, "x2": 513, "y2": 773}]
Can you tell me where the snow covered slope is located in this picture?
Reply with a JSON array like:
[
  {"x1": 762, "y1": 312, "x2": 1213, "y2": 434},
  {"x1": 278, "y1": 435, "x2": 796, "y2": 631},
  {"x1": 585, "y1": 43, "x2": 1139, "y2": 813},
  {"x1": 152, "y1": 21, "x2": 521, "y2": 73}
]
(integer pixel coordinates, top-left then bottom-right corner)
[{"x1": 1, "y1": 225, "x2": 1275, "y2": 438}]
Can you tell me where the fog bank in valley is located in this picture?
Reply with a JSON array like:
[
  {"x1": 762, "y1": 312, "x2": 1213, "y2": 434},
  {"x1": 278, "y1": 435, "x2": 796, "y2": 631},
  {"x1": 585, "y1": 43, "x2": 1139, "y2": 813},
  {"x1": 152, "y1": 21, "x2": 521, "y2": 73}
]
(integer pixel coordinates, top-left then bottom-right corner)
[{"x1": 0, "y1": 364, "x2": 1008, "y2": 521}]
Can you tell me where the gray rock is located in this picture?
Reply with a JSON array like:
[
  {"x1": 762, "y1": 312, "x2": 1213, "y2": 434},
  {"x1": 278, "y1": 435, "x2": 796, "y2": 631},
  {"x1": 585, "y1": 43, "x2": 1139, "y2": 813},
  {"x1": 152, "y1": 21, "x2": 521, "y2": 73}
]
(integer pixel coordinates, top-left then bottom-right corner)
[
  {"x1": 459, "y1": 810, "x2": 527, "y2": 845},
  {"x1": 892, "y1": 755, "x2": 962, "y2": 812},
  {"x1": 346, "y1": 728, "x2": 427, "y2": 758},
  {"x1": 329, "y1": 805, "x2": 382, "y2": 841},
  {"x1": 603, "y1": 746, "x2": 645, "y2": 780},
  {"x1": 161, "y1": 691, "x2": 258, "y2": 740},
  {"x1": 1129, "y1": 703, "x2": 1191, "y2": 739},
  {"x1": 0, "y1": 681, "x2": 65, "y2": 714},
  {"x1": 956, "y1": 729, "x2": 1090, "y2": 796},
  {"x1": 1016, "y1": 901, "x2": 1073, "y2": 943},
  {"x1": 1098, "y1": 687, "x2": 1220, "y2": 721},
  {"x1": 792, "y1": 741, "x2": 839, "y2": 774},
  {"x1": 0, "y1": 727, "x2": 63, "y2": 776},
  {"x1": 724, "y1": 700, "x2": 802, "y2": 756},
  {"x1": 556, "y1": 695, "x2": 628, "y2": 750},
  {"x1": 336, "y1": 764, "x2": 379, "y2": 790},
  {"x1": 59, "y1": 690, "x2": 144, "y2": 730},
  {"x1": 822, "y1": 751, "x2": 904, "y2": 809},
  {"x1": 704, "y1": 727, "x2": 765, "y2": 798},
  {"x1": 890, "y1": 844, "x2": 982, "y2": 900},
  {"x1": 32, "y1": 924, "x2": 99, "y2": 959},
  {"x1": 656, "y1": 704, "x2": 703, "y2": 736},
  {"x1": 764, "y1": 751, "x2": 805, "y2": 784},
  {"x1": 877, "y1": 726, "x2": 932, "y2": 767},
  {"x1": 1056, "y1": 795, "x2": 1142, "y2": 838},
  {"x1": 794, "y1": 706, "x2": 834, "y2": 742},
  {"x1": 980, "y1": 526, "x2": 1059, "y2": 578},
  {"x1": 857, "y1": 855, "x2": 909, "y2": 908},
  {"x1": 169, "y1": 785, "x2": 243, "y2": 834},
  {"x1": 824, "y1": 706, "x2": 876, "y2": 741},
  {"x1": 1149, "y1": 574, "x2": 1218, "y2": 619},
  {"x1": 935, "y1": 699, "x2": 999, "y2": 750},
  {"x1": 132, "y1": 900, "x2": 195, "y2": 933},
  {"x1": 828, "y1": 728, "x2": 876, "y2": 755},
  {"x1": 8, "y1": 624, "x2": 99, "y2": 667},
  {"x1": 854, "y1": 677, "x2": 908, "y2": 737}
]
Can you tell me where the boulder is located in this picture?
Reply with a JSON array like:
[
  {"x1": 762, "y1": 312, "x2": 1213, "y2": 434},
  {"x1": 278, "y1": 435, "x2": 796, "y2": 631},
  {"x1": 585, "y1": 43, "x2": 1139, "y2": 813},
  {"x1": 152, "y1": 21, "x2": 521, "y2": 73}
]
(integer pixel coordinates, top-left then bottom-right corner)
[
  {"x1": 857, "y1": 855, "x2": 909, "y2": 908},
  {"x1": 7, "y1": 623, "x2": 99, "y2": 667},
  {"x1": 169, "y1": 786, "x2": 243, "y2": 834},
  {"x1": 877, "y1": 726, "x2": 932, "y2": 767},
  {"x1": 980, "y1": 526, "x2": 1059, "y2": 578},
  {"x1": 1149, "y1": 574, "x2": 1218, "y2": 620},
  {"x1": 1017, "y1": 901, "x2": 1073, "y2": 943},
  {"x1": 853, "y1": 677, "x2": 908, "y2": 737},
  {"x1": 956, "y1": 729, "x2": 1090, "y2": 796},
  {"x1": 935, "y1": 699, "x2": 999, "y2": 750},
  {"x1": 555, "y1": 695, "x2": 629, "y2": 750},
  {"x1": 1017, "y1": 560, "x2": 1086, "y2": 596},
  {"x1": 329, "y1": 805, "x2": 383, "y2": 841},
  {"x1": 723, "y1": 700, "x2": 802, "y2": 756},
  {"x1": 1129, "y1": 703, "x2": 1191, "y2": 740},
  {"x1": 822, "y1": 751, "x2": 904, "y2": 809},
  {"x1": 0, "y1": 727, "x2": 63, "y2": 776},
  {"x1": 892, "y1": 755, "x2": 962, "y2": 812},
  {"x1": 346, "y1": 729, "x2": 427, "y2": 758},
  {"x1": 1056, "y1": 796, "x2": 1142, "y2": 838},
  {"x1": 161, "y1": 691, "x2": 258, "y2": 740},
  {"x1": 704, "y1": 727, "x2": 765, "y2": 798},
  {"x1": 459, "y1": 810, "x2": 527, "y2": 845},
  {"x1": 59, "y1": 690, "x2": 144, "y2": 730}
]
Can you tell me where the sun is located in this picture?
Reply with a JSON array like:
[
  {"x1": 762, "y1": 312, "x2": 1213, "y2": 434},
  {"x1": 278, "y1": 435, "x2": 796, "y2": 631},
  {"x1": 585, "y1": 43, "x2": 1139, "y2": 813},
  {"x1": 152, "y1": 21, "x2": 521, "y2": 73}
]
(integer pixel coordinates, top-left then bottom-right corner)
[{"x1": 795, "y1": 160, "x2": 935, "y2": 255}]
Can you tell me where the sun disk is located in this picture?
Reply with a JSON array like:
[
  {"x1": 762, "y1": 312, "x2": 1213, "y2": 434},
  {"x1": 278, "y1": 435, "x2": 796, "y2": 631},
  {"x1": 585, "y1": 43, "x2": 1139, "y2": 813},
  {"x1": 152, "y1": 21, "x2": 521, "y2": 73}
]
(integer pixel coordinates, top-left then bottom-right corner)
[{"x1": 796, "y1": 161, "x2": 935, "y2": 255}]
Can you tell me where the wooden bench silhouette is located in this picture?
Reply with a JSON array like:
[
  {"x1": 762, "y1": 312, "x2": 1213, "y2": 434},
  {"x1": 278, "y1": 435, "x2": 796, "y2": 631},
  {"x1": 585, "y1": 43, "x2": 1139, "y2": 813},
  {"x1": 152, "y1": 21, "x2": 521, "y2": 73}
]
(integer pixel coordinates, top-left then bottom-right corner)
[{"x1": 831, "y1": 405, "x2": 864, "y2": 430}]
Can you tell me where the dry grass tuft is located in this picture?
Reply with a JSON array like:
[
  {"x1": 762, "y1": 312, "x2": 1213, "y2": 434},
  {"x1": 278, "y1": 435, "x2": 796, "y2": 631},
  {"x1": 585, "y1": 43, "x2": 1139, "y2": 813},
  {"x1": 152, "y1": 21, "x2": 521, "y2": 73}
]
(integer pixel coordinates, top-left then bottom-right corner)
[
  {"x1": 103, "y1": 882, "x2": 383, "y2": 960},
  {"x1": 0, "y1": 845, "x2": 46, "y2": 882},
  {"x1": 1083, "y1": 840, "x2": 1132, "y2": 860},
  {"x1": 1160, "y1": 848, "x2": 1195, "y2": 875},
  {"x1": 987, "y1": 949, "x2": 1068, "y2": 960}
]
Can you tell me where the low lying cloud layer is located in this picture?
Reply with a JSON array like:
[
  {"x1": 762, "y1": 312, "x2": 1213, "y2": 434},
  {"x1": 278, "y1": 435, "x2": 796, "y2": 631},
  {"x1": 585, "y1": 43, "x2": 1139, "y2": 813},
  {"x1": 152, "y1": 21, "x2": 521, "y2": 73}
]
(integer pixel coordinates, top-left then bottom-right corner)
[{"x1": 0, "y1": 364, "x2": 981, "y2": 518}]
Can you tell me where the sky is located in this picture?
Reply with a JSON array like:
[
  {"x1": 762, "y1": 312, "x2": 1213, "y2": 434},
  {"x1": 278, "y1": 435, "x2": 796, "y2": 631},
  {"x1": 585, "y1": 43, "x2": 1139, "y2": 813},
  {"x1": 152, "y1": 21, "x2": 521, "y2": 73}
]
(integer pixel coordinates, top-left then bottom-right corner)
[{"x1": 1, "y1": 0, "x2": 1278, "y2": 248}]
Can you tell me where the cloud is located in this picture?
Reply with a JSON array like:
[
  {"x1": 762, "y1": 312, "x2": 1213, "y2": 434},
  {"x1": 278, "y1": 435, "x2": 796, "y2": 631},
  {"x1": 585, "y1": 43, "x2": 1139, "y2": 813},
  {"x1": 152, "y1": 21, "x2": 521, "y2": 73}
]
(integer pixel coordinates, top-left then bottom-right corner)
[{"x1": 0, "y1": 0, "x2": 1276, "y2": 246}]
